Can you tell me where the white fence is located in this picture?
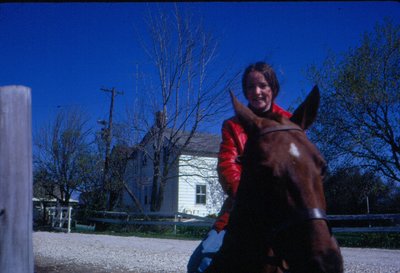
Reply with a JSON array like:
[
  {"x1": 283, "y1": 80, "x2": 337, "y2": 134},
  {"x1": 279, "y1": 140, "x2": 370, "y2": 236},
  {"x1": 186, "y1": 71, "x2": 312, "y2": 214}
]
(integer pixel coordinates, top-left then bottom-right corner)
[{"x1": 48, "y1": 206, "x2": 73, "y2": 233}]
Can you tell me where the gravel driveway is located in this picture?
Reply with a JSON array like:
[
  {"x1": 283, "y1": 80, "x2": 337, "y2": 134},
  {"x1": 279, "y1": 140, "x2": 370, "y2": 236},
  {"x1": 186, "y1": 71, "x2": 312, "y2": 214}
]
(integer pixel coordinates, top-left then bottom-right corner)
[{"x1": 33, "y1": 231, "x2": 400, "y2": 273}]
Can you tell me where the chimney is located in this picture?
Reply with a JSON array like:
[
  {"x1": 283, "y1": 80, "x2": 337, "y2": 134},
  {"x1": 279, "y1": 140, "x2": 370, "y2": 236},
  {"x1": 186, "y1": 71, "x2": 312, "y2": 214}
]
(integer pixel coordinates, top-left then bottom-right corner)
[{"x1": 155, "y1": 111, "x2": 166, "y2": 128}]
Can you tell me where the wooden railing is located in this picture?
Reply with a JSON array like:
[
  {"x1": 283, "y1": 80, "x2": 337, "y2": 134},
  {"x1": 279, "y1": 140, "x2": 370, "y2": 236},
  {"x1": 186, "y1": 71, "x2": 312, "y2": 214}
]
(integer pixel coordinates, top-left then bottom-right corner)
[
  {"x1": 86, "y1": 211, "x2": 215, "y2": 227},
  {"x1": 328, "y1": 213, "x2": 400, "y2": 233},
  {"x1": 83, "y1": 211, "x2": 400, "y2": 233}
]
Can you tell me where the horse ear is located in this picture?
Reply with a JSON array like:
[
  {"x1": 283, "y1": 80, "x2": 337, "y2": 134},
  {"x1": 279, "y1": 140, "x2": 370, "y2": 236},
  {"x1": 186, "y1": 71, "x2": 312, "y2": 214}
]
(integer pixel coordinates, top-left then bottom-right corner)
[
  {"x1": 289, "y1": 85, "x2": 320, "y2": 130},
  {"x1": 230, "y1": 90, "x2": 261, "y2": 132}
]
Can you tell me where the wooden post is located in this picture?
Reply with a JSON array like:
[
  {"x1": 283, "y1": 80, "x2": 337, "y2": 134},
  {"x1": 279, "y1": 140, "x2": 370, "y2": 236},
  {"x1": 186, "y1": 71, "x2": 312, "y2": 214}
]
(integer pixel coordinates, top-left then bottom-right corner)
[
  {"x1": 67, "y1": 206, "x2": 72, "y2": 233},
  {"x1": 0, "y1": 85, "x2": 33, "y2": 273}
]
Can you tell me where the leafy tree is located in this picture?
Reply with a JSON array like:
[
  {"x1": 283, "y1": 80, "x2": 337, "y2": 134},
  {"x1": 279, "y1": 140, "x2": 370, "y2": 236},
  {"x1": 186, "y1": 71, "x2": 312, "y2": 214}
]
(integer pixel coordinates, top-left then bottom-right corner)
[
  {"x1": 308, "y1": 19, "x2": 400, "y2": 183},
  {"x1": 74, "y1": 147, "x2": 104, "y2": 210},
  {"x1": 324, "y1": 167, "x2": 394, "y2": 214}
]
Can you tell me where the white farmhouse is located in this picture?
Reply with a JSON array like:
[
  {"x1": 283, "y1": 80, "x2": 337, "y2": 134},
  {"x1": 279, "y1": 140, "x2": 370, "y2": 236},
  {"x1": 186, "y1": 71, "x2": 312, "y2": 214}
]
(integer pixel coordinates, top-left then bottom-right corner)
[{"x1": 122, "y1": 126, "x2": 224, "y2": 217}]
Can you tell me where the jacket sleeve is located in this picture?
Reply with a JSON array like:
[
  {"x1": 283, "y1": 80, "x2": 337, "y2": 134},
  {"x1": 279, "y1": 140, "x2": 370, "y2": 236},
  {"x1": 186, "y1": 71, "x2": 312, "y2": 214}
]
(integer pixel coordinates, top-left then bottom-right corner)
[{"x1": 217, "y1": 119, "x2": 242, "y2": 198}]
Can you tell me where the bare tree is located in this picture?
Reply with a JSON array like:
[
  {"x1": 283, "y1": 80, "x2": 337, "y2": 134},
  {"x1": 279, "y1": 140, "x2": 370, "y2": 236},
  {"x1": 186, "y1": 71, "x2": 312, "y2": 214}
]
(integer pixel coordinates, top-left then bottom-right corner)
[
  {"x1": 308, "y1": 19, "x2": 400, "y2": 182},
  {"x1": 34, "y1": 108, "x2": 92, "y2": 205},
  {"x1": 132, "y1": 6, "x2": 237, "y2": 211}
]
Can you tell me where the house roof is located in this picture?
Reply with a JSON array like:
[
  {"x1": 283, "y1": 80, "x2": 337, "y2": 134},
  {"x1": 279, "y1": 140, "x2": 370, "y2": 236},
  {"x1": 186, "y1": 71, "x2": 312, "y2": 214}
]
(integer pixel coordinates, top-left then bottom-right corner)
[
  {"x1": 178, "y1": 130, "x2": 220, "y2": 156},
  {"x1": 137, "y1": 127, "x2": 221, "y2": 157}
]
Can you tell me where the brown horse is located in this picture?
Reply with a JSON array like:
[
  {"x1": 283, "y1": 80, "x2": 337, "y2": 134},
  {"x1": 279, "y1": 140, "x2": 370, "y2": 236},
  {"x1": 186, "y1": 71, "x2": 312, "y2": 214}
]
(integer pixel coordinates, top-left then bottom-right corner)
[{"x1": 205, "y1": 86, "x2": 343, "y2": 273}]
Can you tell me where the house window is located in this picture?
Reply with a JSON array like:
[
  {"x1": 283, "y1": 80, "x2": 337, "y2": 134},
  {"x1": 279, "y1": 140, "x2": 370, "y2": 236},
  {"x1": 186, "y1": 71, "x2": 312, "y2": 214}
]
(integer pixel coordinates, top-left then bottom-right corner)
[{"x1": 196, "y1": 185, "x2": 206, "y2": 205}]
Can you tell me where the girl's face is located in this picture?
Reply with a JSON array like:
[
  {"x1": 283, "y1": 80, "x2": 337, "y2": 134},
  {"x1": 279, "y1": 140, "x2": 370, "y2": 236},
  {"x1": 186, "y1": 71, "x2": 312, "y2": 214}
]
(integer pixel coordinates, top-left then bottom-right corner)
[{"x1": 245, "y1": 71, "x2": 273, "y2": 112}]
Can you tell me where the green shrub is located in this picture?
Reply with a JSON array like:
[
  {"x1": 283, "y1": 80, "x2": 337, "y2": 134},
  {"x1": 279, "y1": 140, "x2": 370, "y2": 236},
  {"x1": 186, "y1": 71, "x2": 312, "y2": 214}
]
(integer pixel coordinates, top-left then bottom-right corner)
[
  {"x1": 73, "y1": 223, "x2": 210, "y2": 240},
  {"x1": 335, "y1": 232, "x2": 400, "y2": 249}
]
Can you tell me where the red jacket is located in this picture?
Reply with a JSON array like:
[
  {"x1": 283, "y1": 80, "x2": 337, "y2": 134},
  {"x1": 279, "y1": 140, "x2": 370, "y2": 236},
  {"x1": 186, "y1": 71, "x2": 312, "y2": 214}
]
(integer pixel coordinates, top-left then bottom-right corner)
[{"x1": 213, "y1": 103, "x2": 292, "y2": 232}]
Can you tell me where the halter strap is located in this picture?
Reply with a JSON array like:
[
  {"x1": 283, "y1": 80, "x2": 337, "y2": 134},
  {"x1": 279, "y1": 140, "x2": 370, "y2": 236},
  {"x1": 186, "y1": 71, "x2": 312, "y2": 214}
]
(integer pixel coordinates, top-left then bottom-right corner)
[
  {"x1": 303, "y1": 208, "x2": 328, "y2": 221},
  {"x1": 274, "y1": 208, "x2": 331, "y2": 235},
  {"x1": 258, "y1": 125, "x2": 303, "y2": 137},
  {"x1": 304, "y1": 208, "x2": 332, "y2": 235},
  {"x1": 264, "y1": 208, "x2": 332, "y2": 269}
]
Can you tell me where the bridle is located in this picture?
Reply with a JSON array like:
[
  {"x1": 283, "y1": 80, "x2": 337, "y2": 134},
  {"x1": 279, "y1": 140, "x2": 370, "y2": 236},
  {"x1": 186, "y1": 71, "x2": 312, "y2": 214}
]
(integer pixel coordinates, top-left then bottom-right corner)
[
  {"x1": 270, "y1": 208, "x2": 332, "y2": 238},
  {"x1": 263, "y1": 208, "x2": 332, "y2": 273},
  {"x1": 254, "y1": 125, "x2": 332, "y2": 272},
  {"x1": 258, "y1": 124, "x2": 303, "y2": 137}
]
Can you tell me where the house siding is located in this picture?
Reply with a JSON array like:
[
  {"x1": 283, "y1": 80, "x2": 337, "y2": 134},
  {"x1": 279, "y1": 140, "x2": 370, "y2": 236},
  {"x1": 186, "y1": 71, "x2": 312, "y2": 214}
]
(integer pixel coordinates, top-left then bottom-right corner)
[
  {"x1": 122, "y1": 131, "x2": 224, "y2": 217},
  {"x1": 177, "y1": 154, "x2": 222, "y2": 217}
]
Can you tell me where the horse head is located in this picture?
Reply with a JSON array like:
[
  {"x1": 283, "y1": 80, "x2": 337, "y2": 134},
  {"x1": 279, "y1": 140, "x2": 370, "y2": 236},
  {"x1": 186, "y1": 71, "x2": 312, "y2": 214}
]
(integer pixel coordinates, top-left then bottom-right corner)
[{"x1": 209, "y1": 86, "x2": 343, "y2": 273}]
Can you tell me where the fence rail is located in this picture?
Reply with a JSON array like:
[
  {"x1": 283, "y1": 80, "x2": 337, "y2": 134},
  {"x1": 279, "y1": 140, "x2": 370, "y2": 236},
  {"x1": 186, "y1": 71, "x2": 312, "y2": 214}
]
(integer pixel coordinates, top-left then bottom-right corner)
[
  {"x1": 82, "y1": 211, "x2": 400, "y2": 233},
  {"x1": 332, "y1": 226, "x2": 400, "y2": 233},
  {"x1": 86, "y1": 211, "x2": 215, "y2": 228},
  {"x1": 328, "y1": 213, "x2": 400, "y2": 233},
  {"x1": 328, "y1": 213, "x2": 400, "y2": 221}
]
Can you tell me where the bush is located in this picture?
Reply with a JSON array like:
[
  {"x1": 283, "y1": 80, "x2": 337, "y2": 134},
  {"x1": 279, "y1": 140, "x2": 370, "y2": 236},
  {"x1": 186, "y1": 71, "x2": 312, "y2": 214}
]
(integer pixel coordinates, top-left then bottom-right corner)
[
  {"x1": 72, "y1": 223, "x2": 210, "y2": 240},
  {"x1": 335, "y1": 232, "x2": 400, "y2": 249}
]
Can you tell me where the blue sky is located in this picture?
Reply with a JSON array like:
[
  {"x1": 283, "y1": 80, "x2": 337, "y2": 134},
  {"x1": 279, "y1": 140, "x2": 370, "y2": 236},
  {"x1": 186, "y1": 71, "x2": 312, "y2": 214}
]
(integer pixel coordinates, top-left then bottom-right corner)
[{"x1": 1, "y1": 2, "x2": 400, "y2": 135}]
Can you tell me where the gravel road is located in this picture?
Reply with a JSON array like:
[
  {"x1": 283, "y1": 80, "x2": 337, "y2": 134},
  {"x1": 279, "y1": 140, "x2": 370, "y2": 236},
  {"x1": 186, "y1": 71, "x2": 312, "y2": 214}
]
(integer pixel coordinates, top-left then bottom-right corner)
[{"x1": 33, "y1": 231, "x2": 400, "y2": 273}]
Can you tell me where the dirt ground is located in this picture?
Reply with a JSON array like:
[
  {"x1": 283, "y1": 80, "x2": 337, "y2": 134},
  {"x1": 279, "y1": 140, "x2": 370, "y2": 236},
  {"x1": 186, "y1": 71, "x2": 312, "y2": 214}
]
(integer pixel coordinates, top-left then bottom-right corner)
[
  {"x1": 34, "y1": 257, "x2": 140, "y2": 273},
  {"x1": 35, "y1": 263, "x2": 103, "y2": 273}
]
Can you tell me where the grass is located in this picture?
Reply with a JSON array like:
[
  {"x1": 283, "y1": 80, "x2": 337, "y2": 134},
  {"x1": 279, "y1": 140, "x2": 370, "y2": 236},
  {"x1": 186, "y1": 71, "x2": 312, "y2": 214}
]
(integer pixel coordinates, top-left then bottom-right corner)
[{"x1": 72, "y1": 224, "x2": 209, "y2": 240}]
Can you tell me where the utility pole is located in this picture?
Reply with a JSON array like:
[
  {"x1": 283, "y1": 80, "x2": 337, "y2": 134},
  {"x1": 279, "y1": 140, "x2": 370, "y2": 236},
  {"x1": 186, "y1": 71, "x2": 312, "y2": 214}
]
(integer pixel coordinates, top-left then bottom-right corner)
[{"x1": 100, "y1": 87, "x2": 123, "y2": 210}]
